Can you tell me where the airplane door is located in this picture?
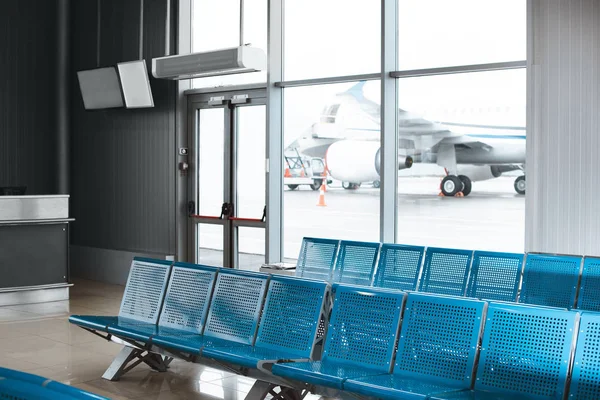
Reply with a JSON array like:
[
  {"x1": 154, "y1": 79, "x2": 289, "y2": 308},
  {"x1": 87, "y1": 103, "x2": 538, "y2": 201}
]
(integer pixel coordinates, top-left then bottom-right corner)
[{"x1": 189, "y1": 88, "x2": 267, "y2": 270}]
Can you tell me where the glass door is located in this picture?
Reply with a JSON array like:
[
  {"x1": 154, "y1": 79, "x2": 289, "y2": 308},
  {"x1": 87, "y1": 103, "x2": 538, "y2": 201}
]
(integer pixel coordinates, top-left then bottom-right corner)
[{"x1": 190, "y1": 88, "x2": 267, "y2": 270}]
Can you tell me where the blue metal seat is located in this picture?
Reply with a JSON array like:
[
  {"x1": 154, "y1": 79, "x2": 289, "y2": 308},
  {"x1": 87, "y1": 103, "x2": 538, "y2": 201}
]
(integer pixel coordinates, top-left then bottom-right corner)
[
  {"x1": 419, "y1": 247, "x2": 473, "y2": 296},
  {"x1": 518, "y1": 253, "x2": 581, "y2": 308},
  {"x1": 331, "y1": 240, "x2": 380, "y2": 285},
  {"x1": 271, "y1": 285, "x2": 404, "y2": 390},
  {"x1": 202, "y1": 276, "x2": 328, "y2": 368},
  {"x1": 373, "y1": 244, "x2": 425, "y2": 291},
  {"x1": 576, "y1": 257, "x2": 600, "y2": 311},
  {"x1": 431, "y1": 302, "x2": 577, "y2": 400},
  {"x1": 568, "y1": 312, "x2": 600, "y2": 399},
  {"x1": 344, "y1": 293, "x2": 486, "y2": 399},
  {"x1": 69, "y1": 257, "x2": 172, "y2": 338},
  {"x1": 295, "y1": 237, "x2": 339, "y2": 281},
  {"x1": 466, "y1": 251, "x2": 523, "y2": 302},
  {"x1": 153, "y1": 269, "x2": 268, "y2": 355}
]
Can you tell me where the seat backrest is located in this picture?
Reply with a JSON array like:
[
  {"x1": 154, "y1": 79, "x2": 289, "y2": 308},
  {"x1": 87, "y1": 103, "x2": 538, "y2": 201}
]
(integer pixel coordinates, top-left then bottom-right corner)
[
  {"x1": 255, "y1": 276, "x2": 328, "y2": 359},
  {"x1": 322, "y1": 284, "x2": 404, "y2": 372},
  {"x1": 373, "y1": 244, "x2": 425, "y2": 291},
  {"x1": 296, "y1": 237, "x2": 339, "y2": 281},
  {"x1": 576, "y1": 257, "x2": 600, "y2": 311},
  {"x1": 475, "y1": 303, "x2": 577, "y2": 398},
  {"x1": 158, "y1": 262, "x2": 218, "y2": 334},
  {"x1": 519, "y1": 253, "x2": 581, "y2": 308},
  {"x1": 332, "y1": 240, "x2": 380, "y2": 285},
  {"x1": 419, "y1": 247, "x2": 473, "y2": 296},
  {"x1": 118, "y1": 257, "x2": 172, "y2": 324},
  {"x1": 466, "y1": 251, "x2": 523, "y2": 302},
  {"x1": 203, "y1": 269, "x2": 269, "y2": 345},
  {"x1": 569, "y1": 313, "x2": 600, "y2": 399},
  {"x1": 393, "y1": 293, "x2": 485, "y2": 387}
]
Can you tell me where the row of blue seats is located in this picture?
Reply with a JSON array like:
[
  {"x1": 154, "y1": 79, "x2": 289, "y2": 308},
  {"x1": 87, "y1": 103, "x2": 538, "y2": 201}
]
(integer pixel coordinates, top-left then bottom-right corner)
[
  {"x1": 0, "y1": 366, "x2": 107, "y2": 399},
  {"x1": 69, "y1": 257, "x2": 600, "y2": 400},
  {"x1": 296, "y1": 237, "x2": 600, "y2": 310}
]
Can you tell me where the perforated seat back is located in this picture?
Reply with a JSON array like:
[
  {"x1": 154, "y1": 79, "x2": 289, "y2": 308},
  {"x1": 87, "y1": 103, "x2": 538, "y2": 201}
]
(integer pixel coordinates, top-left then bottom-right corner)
[
  {"x1": 332, "y1": 240, "x2": 380, "y2": 285},
  {"x1": 203, "y1": 269, "x2": 269, "y2": 345},
  {"x1": 394, "y1": 293, "x2": 485, "y2": 386},
  {"x1": 323, "y1": 284, "x2": 404, "y2": 372},
  {"x1": 373, "y1": 244, "x2": 425, "y2": 291},
  {"x1": 419, "y1": 248, "x2": 473, "y2": 296},
  {"x1": 576, "y1": 257, "x2": 600, "y2": 311},
  {"x1": 255, "y1": 276, "x2": 328, "y2": 358},
  {"x1": 466, "y1": 251, "x2": 523, "y2": 302},
  {"x1": 569, "y1": 313, "x2": 600, "y2": 399},
  {"x1": 519, "y1": 254, "x2": 581, "y2": 308},
  {"x1": 296, "y1": 237, "x2": 339, "y2": 281},
  {"x1": 475, "y1": 303, "x2": 577, "y2": 398},
  {"x1": 158, "y1": 263, "x2": 218, "y2": 334},
  {"x1": 118, "y1": 257, "x2": 172, "y2": 324}
]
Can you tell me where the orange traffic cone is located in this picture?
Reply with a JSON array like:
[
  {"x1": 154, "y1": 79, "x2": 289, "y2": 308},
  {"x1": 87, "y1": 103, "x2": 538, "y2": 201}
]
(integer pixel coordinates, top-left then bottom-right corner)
[
  {"x1": 284, "y1": 168, "x2": 291, "y2": 178},
  {"x1": 317, "y1": 183, "x2": 327, "y2": 206}
]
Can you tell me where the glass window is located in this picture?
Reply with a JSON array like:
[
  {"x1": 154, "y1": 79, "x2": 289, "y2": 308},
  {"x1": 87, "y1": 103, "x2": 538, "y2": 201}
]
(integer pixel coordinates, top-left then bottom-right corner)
[
  {"x1": 284, "y1": 0, "x2": 381, "y2": 80},
  {"x1": 396, "y1": 69, "x2": 526, "y2": 252},
  {"x1": 192, "y1": 0, "x2": 267, "y2": 88},
  {"x1": 283, "y1": 81, "x2": 381, "y2": 260},
  {"x1": 397, "y1": 0, "x2": 526, "y2": 70}
]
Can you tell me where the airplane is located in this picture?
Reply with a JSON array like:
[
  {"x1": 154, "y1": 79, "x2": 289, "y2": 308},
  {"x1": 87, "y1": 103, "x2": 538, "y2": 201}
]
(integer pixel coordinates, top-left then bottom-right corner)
[{"x1": 285, "y1": 81, "x2": 526, "y2": 196}]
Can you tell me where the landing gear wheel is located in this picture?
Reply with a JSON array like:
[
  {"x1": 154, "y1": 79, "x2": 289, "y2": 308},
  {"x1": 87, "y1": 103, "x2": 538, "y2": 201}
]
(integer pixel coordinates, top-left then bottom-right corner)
[
  {"x1": 310, "y1": 179, "x2": 323, "y2": 191},
  {"x1": 372, "y1": 180, "x2": 381, "y2": 189},
  {"x1": 441, "y1": 175, "x2": 463, "y2": 197},
  {"x1": 458, "y1": 175, "x2": 472, "y2": 196},
  {"x1": 342, "y1": 182, "x2": 360, "y2": 190},
  {"x1": 514, "y1": 175, "x2": 526, "y2": 195},
  {"x1": 287, "y1": 184, "x2": 299, "y2": 191}
]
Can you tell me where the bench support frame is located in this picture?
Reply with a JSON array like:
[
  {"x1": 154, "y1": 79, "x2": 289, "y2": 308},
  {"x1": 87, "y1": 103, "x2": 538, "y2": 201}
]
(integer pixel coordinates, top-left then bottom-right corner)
[
  {"x1": 246, "y1": 380, "x2": 309, "y2": 400},
  {"x1": 102, "y1": 346, "x2": 173, "y2": 381}
]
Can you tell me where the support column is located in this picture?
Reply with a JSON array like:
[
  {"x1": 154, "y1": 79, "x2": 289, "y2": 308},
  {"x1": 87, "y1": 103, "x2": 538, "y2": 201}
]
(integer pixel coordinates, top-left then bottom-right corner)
[
  {"x1": 266, "y1": 0, "x2": 284, "y2": 263},
  {"x1": 380, "y1": 0, "x2": 399, "y2": 243},
  {"x1": 56, "y1": 0, "x2": 70, "y2": 194}
]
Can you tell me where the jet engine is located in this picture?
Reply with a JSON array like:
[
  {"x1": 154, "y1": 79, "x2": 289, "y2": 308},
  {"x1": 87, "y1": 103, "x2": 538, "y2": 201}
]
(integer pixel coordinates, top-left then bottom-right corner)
[{"x1": 325, "y1": 140, "x2": 413, "y2": 183}]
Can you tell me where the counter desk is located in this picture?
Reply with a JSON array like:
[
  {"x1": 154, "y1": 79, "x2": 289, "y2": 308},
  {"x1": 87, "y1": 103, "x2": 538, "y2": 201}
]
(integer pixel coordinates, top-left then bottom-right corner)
[{"x1": 0, "y1": 195, "x2": 73, "y2": 306}]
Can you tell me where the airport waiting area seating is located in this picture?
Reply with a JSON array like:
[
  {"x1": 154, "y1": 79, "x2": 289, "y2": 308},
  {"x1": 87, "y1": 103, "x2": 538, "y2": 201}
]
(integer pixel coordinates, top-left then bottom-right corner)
[{"x1": 0, "y1": 366, "x2": 109, "y2": 399}]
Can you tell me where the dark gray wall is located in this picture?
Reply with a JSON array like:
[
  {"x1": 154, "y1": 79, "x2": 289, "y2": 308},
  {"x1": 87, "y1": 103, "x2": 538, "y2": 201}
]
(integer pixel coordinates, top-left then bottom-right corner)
[
  {"x1": 70, "y1": 0, "x2": 177, "y2": 256},
  {"x1": 0, "y1": 1, "x2": 58, "y2": 194}
]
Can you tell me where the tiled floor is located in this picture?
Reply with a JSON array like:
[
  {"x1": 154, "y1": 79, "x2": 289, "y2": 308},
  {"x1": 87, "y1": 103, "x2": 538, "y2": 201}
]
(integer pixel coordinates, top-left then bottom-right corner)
[{"x1": 0, "y1": 279, "x2": 325, "y2": 400}]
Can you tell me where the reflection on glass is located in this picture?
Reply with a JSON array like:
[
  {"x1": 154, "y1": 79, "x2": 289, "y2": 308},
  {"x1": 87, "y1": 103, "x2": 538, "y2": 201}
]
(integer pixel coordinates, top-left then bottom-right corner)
[
  {"x1": 396, "y1": 69, "x2": 526, "y2": 252},
  {"x1": 283, "y1": 81, "x2": 381, "y2": 259},
  {"x1": 398, "y1": 0, "x2": 526, "y2": 70},
  {"x1": 198, "y1": 108, "x2": 224, "y2": 216},
  {"x1": 237, "y1": 105, "x2": 266, "y2": 219},
  {"x1": 284, "y1": 0, "x2": 380, "y2": 80},
  {"x1": 238, "y1": 227, "x2": 265, "y2": 271},
  {"x1": 198, "y1": 224, "x2": 223, "y2": 268},
  {"x1": 192, "y1": 0, "x2": 267, "y2": 88}
]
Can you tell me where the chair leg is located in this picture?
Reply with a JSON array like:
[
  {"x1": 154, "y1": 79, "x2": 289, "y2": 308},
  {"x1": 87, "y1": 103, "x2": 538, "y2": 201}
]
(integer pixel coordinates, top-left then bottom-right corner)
[{"x1": 102, "y1": 346, "x2": 172, "y2": 381}]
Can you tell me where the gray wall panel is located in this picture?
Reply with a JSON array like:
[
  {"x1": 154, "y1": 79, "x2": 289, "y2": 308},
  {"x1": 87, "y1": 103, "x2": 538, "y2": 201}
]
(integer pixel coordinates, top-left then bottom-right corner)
[
  {"x1": 70, "y1": 0, "x2": 177, "y2": 266},
  {"x1": 527, "y1": 0, "x2": 600, "y2": 255},
  {"x1": 0, "y1": 1, "x2": 58, "y2": 194}
]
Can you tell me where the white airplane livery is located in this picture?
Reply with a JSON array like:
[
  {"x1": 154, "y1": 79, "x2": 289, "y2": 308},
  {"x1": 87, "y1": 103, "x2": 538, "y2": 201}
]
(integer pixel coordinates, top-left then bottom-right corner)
[{"x1": 286, "y1": 81, "x2": 526, "y2": 196}]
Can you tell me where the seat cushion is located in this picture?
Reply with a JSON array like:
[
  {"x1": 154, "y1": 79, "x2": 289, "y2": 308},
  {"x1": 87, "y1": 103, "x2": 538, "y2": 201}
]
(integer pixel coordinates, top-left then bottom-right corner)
[
  {"x1": 107, "y1": 321, "x2": 157, "y2": 343},
  {"x1": 272, "y1": 360, "x2": 384, "y2": 390},
  {"x1": 202, "y1": 344, "x2": 307, "y2": 369},
  {"x1": 68, "y1": 315, "x2": 118, "y2": 332},
  {"x1": 151, "y1": 328, "x2": 206, "y2": 355},
  {"x1": 344, "y1": 374, "x2": 468, "y2": 400},
  {"x1": 429, "y1": 389, "x2": 535, "y2": 400}
]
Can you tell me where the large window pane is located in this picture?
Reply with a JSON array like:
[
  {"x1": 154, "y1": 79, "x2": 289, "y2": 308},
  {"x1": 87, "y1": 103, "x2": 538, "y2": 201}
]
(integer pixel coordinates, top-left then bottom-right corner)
[
  {"x1": 396, "y1": 69, "x2": 526, "y2": 252},
  {"x1": 284, "y1": 0, "x2": 380, "y2": 80},
  {"x1": 283, "y1": 81, "x2": 381, "y2": 260},
  {"x1": 192, "y1": 0, "x2": 267, "y2": 88},
  {"x1": 398, "y1": 0, "x2": 526, "y2": 70}
]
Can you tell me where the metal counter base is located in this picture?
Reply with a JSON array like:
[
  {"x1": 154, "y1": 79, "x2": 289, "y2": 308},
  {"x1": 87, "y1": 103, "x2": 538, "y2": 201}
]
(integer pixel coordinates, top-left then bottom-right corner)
[{"x1": 0, "y1": 284, "x2": 72, "y2": 307}]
